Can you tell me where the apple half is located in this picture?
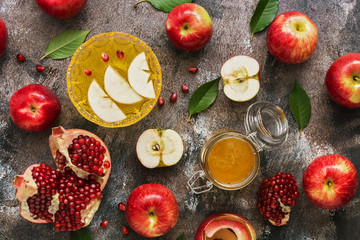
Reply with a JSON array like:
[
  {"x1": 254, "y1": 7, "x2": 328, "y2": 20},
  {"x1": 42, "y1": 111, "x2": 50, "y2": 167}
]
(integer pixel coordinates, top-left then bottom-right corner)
[
  {"x1": 221, "y1": 56, "x2": 260, "y2": 102},
  {"x1": 104, "y1": 66, "x2": 143, "y2": 104},
  {"x1": 128, "y1": 52, "x2": 156, "y2": 99},
  {"x1": 88, "y1": 80, "x2": 126, "y2": 122},
  {"x1": 195, "y1": 212, "x2": 256, "y2": 240},
  {"x1": 136, "y1": 129, "x2": 184, "y2": 168}
]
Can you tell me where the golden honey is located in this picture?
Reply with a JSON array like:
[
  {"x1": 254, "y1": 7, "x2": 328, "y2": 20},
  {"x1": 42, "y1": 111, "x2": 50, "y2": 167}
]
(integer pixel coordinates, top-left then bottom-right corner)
[{"x1": 208, "y1": 138, "x2": 255, "y2": 185}]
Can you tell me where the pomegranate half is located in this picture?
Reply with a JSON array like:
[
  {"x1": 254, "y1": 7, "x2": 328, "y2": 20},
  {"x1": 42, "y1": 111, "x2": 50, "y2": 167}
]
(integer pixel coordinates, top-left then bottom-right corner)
[{"x1": 13, "y1": 127, "x2": 111, "y2": 231}]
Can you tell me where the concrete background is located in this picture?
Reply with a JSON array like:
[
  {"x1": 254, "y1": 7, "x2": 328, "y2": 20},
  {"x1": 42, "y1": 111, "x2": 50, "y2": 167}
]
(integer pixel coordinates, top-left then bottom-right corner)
[{"x1": 0, "y1": 0, "x2": 359, "y2": 239}]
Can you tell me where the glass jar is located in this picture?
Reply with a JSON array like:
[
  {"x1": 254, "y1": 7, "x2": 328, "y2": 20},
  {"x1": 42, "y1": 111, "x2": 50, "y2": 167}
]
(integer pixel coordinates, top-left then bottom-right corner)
[{"x1": 188, "y1": 101, "x2": 289, "y2": 194}]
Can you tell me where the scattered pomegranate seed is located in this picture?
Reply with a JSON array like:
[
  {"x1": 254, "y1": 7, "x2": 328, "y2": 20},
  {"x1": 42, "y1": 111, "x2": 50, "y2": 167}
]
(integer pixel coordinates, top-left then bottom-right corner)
[
  {"x1": 36, "y1": 65, "x2": 45, "y2": 72},
  {"x1": 83, "y1": 69, "x2": 92, "y2": 76},
  {"x1": 158, "y1": 97, "x2": 165, "y2": 106},
  {"x1": 17, "y1": 54, "x2": 26, "y2": 62},
  {"x1": 101, "y1": 53, "x2": 109, "y2": 62},
  {"x1": 122, "y1": 226, "x2": 130, "y2": 235},
  {"x1": 182, "y1": 84, "x2": 189, "y2": 93},
  {"x1": 118, "y1": 202, "x2": 126, "y2": 211},
  {"x1": 100, "y1": 220, "x2": 109, "y2": 228},
  {"x1": 257, "y1": 172, "x2": 299, "y2": 226},
  {"x1": 188, "y1": 67, "x2": 198, "y2": 73},
  {"x1": 116, "y1": 50, "x2": 124, "y2": 59},
  {"x1": 170, "y1": 93, "x2": 177, "y2": 102}
]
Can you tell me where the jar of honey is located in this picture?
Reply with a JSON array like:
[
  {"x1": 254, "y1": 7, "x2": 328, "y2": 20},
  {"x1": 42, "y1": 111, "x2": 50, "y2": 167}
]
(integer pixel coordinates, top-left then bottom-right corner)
[{"x1": 188, "y1": 101, "x2": 288, "y2": 194}]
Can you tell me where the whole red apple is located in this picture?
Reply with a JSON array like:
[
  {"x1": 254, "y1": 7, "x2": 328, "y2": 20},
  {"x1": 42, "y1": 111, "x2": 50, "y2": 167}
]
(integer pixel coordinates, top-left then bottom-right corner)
[
  {"x1": 303, "y1": 154, "x2": 358, "y2": 209},
  {"x1": 9, "y1": 84, "x2": 61, "y2": 131},
  {"x1": 266, "y1": 11, "x2": 318, "y2": 64},
  {"x1": 35, "y1": 0, "x2": 88, "y2": 19},
  {"x1": 325, "y1": 53, "x2": 360, "y2": 108},
  {"x1": 166, "y1": 3, "x2": 213, "y2": 51},
  {"x1": 126, "y1": 183, "x2": 179, "y2": 238},
  {"x1": 0, "y1": 17, "x2": 8, "y2": 57}
]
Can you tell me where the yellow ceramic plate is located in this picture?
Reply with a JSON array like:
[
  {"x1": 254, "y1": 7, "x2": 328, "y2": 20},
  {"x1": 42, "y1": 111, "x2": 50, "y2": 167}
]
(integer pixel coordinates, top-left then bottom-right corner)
[{"x1": 67, "y1": 32, "x2": 162, "y2": 127}]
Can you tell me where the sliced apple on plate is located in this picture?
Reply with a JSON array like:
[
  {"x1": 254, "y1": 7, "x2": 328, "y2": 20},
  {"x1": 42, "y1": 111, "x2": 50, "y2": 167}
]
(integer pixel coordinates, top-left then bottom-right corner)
[
  {"x1": 205, "y1": 219, "x2": 250, "y2": 240},
  {"x1": 128, "y1": 52, "x2": 156, "y2": 99},
  {"x1": 104, "y1": 66, "x2": 143, "y2": 104},
  {"x1": 221, "y1": 55, "x2": 260, "y2": 102},
  {"x1": 88, "y1": 80, "x2": 126, "y2": 122},
  {"x1": 136, "y1": 129, "x2": 184, "y2": 168}
]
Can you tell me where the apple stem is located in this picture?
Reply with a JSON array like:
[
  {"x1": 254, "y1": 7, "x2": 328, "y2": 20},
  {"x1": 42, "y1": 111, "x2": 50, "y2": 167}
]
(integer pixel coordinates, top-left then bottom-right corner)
[
  {"x1": 250, "y1": 32, "x2": 254, "y2": 42},
  {"x1": 298, "y1": 129, "x2": 302, "y2": 139},
  {"x1": 354, "y1": 76, "x2": 360, "y2": 82},
  {"x1": 133, "y1": 0, "x2": 147, "y2": 8}
]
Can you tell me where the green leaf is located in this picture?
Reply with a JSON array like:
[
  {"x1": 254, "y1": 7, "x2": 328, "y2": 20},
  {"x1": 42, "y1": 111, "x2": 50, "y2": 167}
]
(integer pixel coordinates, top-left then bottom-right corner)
[
  {"x1": 188, "y1": 77, "x2": 220, "y2": 121},
  {"x1": 70, "y1": 228, "x2": 93, "y2": 240},
  {"x1": 250, "y1": 0, "x2": 279, "y2": 41},
  {"x1": 134, "y1": 0, "x2": 192, "y2": 13},
  {"x1": 289, "y1": 80, "x2": 311, "y2": 138},
  {"x1": 177, "y1": 233, "x2": 185, "y2": 240},
  {"x1": 41, "y1": 30, "x2": 91, "y2": 60}
]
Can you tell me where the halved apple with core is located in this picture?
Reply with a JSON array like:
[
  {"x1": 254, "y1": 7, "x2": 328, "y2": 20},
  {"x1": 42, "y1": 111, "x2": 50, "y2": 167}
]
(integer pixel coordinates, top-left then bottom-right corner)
[
  {"x1": 104, "y1": 66, "x2": 143, "y2": 104},
  {"x1": 128, "y1": 52, "x2": 156, "y2": 99},
  {"x1": 221, "y1": 56, "x2": 260, "y2": 102},
  {"x1": 88, "y1": 80, "x2": 126, "y2": 122},
  {"x1": 136, "y1": 129, "x2": 184, "y2": 168}
]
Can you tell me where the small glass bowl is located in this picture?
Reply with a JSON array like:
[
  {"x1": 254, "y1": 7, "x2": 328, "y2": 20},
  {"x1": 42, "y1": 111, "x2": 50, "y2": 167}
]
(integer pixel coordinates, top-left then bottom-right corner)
[{"x1": 67, "y1": 32, "x2": 162, "y2": 128}]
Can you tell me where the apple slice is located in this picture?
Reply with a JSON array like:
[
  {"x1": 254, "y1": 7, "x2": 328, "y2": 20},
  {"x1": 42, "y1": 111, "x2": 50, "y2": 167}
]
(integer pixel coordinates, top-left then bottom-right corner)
[
  {"x1": 128, "y1": 52, "x2": 156, "y2": 99},
  {"x1": 136, "y1": 129, "x2": 184, "y2": 168},
  {"x1": 221, "y1": 55, "x2": 260, "y2": 102},
  {"x1": 104, "y1": 66, "x2": 143, "y2": 104},
  {"x1": 88, "y1": 80, "x2": 126, "y2": 122},
  {"x1": 205, "y1": 219, "x2": 250, "y2": 240}
]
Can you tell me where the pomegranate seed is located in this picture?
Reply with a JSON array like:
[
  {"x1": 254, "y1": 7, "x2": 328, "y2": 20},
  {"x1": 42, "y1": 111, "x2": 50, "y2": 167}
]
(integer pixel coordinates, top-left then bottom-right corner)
[
  {"x1": 83, "y1": 69, "x2": 92, "y2": 76},
  {"x1": 170, "y1": 92, "x2": 177, "y2": 102},
  {"x1": 257, "y1": 172, "x2": 299, "y2": 226},
  {"x1": 118, "y1": 202, "x2": 126, "y2": 211},
  {"x1": 182, "y1": 84, "x2": 189, "y2": 93},
  {"x1": 36, "y1": 65, "x2": 45, "y2": 72},
  {"x1": 188, "y1": 67, "x2": 198, "y2": 73},
  {"x1": 101, "y1": 53, "x2": 109, "y2": 62},
  {"x1": 158, "y1": 97, "x2": 165, "y2": 106},
  {"x1": 17, "y1": 54, "x2": 26, "y2": 62},
  {"x1": 122, "y1": 226, "x2": 130, "y2": 235},
  {"x1": 116, "y1": 50, "x2": 124, "y2": 59},
  {"x1": 103, "y1": 161, "x2": 110, "y2": 168},
  {"x1": 100, "y1": 220, "x2": 108, "y2": 228}
]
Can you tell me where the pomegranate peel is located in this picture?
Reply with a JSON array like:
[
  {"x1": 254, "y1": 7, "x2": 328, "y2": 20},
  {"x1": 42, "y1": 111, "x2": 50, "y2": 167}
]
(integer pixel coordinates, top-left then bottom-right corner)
[{"x1": 49, "y1": 126, "x2": 111, "y2": 190}]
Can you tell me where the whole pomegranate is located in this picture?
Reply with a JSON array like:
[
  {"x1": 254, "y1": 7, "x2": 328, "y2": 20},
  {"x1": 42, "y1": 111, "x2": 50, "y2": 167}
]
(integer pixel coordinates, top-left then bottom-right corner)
[
  {"x1": 13, "y1": 127, "x2": 111, "y2": 231},
  {"x1": 0, "y1": 17, "x2": 7, "y2": 57},
  {"x1": 257, "y1": 172, "x2": 299, "y2": 226}
]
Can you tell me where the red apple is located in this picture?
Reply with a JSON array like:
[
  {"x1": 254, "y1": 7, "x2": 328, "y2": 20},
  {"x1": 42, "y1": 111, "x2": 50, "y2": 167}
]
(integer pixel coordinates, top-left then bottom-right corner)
[
  {"x1": 325, "y1": 53, "x2": 360, "y2": 108},
  {"x1": 35, "y1": 0, "x2": 88, "y2": 19},
  {"x1": 9, "y1": 84, "x2": 61, "y2": 131},
  {"x1": 0, "y1": 17, "x2": 8, "y2": 57},
  {"x1": 195, "y1": 213, "x2": 256, "y2": 240},
  {"x1": 303, "y1": 154, "x2": 358, "y2": 209},
  {"x1": 266, "y1": 11, "x2": 318, "y2": 64},
  {"x1": 126, "y1": 183, "x2": 179, "y2": 238},
  {"x1": 166, "y1": 3, "x2": 213, "y2": 51}
]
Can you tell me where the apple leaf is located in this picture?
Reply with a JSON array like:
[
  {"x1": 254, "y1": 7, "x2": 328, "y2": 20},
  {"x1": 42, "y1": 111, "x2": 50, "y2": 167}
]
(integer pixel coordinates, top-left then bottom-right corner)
[
  {"x1": 250, "y1": 0, "x2": 279, "y2": 41},
  {"x1": 134, "y1": 0, "x2": 192, "y2": 13},
  {"x1": 289, "y1": 80, "x2": 311, "y2": 138},
  {"x1": 41, "y1": 30, "x2": 91, "y2": 60},
  {"x1": 177, "y1": 233, "x2": 185, "y2": 240},
  {"x1": 188, "y1": 77, "x2": 220, "y2": 122},
  {"x1": 70, "y1": 228, "x2": 93, "y2": 240}
]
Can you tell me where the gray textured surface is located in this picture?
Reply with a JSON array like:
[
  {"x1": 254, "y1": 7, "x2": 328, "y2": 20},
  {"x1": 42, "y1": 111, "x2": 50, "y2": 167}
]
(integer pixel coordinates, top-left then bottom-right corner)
[{"x1": 0, "y1": 0, "x2": 359, "y2": 239}]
